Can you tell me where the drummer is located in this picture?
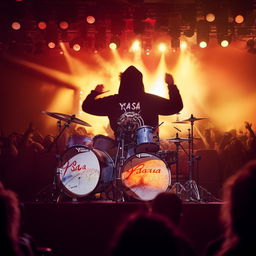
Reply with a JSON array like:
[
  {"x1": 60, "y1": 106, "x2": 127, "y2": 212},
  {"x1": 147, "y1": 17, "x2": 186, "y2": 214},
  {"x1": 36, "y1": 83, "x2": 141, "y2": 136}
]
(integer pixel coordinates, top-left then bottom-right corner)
[{"x1": 82, "y1": 65, "x2": 183, "y2": 153}]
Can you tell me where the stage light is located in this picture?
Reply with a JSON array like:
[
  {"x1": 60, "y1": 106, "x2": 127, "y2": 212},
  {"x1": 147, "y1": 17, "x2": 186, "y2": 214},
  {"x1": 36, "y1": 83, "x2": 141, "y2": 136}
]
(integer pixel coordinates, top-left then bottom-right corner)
[
  {"x1": 109, "y1": 42, "x2": 117, "y2": 50},
  {"x1": 205, "y1": 13, "x2": 215, "y2": 22},
  {"x1": 37, "y1": 21, "x2": 47, "y2": 30},
  {"x1": 217, "y1": 34, "x2": 231, "y2": 47},
  {"x1": 59, "y1": 21, "x2": 69, "y2": 30},
  {"x1": 11, "y1": 21, "x2": 21, "y2": 30},
  {"x1": 199, "y1": 41, "x2": 207, "y2": 48},
  {"x1": 86, "y1": 16, "x2": 95, "y2": 24},
  {"x1": 73, "y1": 44, "x2": 81, "y2": 51},
  {"x1": 131, "y1": 40, "x2": 141, "y2": 51},
  {"x1": 145, "y1": 48, "x2": 150, "y2": 55},
  {"x1": 220, "y1": 40, "x2": 229, "y2": 47},
  {"x1": 109, "y1": 36, "x2": 120, "y2": 50},
  {"x1": 197, "y1": 20, "x2": 209, "y2": 48},
  {"x1": 70, "y1": 38, "x2": 83, "y2": 51},
  {"x1": 158, "y1": 43, "x2": 167, "y2": 52},
  {"x1": 48, "y1": 41, "x2": 56, "y2": 49},
  {"x1": 234, "y1": 15, "x2": 244, "y2": 24},
  {"x1": 180, "y1": 41, "x2": 188, "y2": 49}
]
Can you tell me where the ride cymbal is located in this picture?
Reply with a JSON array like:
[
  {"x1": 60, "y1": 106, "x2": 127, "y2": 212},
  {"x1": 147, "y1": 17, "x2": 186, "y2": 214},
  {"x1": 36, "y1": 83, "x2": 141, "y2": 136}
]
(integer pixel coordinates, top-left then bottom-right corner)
[{"x1": 42, "y1": 111, "x2": 91, "y2": 127}]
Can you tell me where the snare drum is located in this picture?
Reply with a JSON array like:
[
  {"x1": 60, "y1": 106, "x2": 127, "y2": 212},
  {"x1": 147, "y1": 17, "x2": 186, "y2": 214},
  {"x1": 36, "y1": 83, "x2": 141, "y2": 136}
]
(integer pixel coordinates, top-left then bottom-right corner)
[
  {"x1": 134, "y1": 126, "x2": 160, "y2": 153},
  {"x1": 66, "y1": 134, "x2": 93, "y2": 148},
  {"x1": 121, "y1": 153, "x2": 171, "y2": 201},
  {"x1": 57, "y1": 146, "x2": 114, "y2": 198}
]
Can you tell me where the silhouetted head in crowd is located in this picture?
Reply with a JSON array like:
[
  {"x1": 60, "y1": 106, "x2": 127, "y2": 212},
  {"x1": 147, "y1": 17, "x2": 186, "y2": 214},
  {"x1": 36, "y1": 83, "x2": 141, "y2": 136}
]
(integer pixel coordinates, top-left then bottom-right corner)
[
  {"x1": 151, "y1": 192, "x2": 183, "y2": 226},
  {"x1": 110, "y1": 212, "x2": 182, "y2": 256},
  {"x1": 217, "y1": 160, "x2": 256, "y2": 255},
  {"x1": 0, "y1": 184, "x2": 21, "y2": 256}
]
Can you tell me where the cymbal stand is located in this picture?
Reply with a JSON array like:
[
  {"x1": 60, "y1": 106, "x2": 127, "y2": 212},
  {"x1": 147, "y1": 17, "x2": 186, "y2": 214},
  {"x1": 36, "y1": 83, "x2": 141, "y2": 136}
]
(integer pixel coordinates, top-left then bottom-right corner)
[
  {"x1": 184, "y1": 117, "x2": 200, "y2": 201},
  {"x1": 113, "y1": 132, "x2": 126, "y2": 202},
  {"x1": 35, "y1": 119, "x2": 70, "y2": 202},
  {"x1": 170, "y1": 133, "x2": 187, "y2": 199}
]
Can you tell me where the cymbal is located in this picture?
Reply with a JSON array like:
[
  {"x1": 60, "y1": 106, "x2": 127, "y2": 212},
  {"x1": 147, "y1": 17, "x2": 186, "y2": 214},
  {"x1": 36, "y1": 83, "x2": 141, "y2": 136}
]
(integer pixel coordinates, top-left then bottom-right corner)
[
  {"x1": 180, "y1": 114, "x2": 208, "y2": 123},
  {"x1": 166, "y1": 137, "x2": 191, "y2": 143},
  {"x1": 42, "y1": 111, "x2": 91, "y2": 127}
]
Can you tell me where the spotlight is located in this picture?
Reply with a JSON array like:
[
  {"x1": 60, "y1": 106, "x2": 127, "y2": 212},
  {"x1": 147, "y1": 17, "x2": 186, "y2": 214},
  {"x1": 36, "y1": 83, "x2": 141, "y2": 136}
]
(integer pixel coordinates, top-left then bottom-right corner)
[
  {"x1": 37, "y1": 21, "x2": 47, "y2": 30},
  {"x1": 145, "y1": 48, "x2": 151, "y2": 55},
  {"x1": 109, "y1": 43, "x2": 117, "y2": 49},
  {"x1": 70, "y1": 38, "x2": 83, "y2": 51},
  {"x1": 109, "y1": 36, "x2": 120, "y2": 50},
  {"x1": 234, "y1": 14, "x2": 244, "y2": 24},
  {"x1": 218, "y1": 35, "x2": 231, "y2": 47},
  {"x1": 180, "y1": 41, "x2": 188, "y2": 49},
  {"x1": 205, "y1": 13, "x2": 215, "y2": 22},
  {"x1": 131, "y1": 40, "x2": 141, "y2": 51},
  {"x1": 220, "y1": 40, "x2": 229, "y2": 47},
  {"x1": 48, "y1": 41, "x2": 56, "y2": 49},
  {"x1": 199, "y1": 41, "x2": 207, "y2": 48},
  {"x1": 59, "y1": 21, "x2": 69, "y2": 30},
  {"x1": 158, "y1": 43, "x2": 167, "y2": 52},
  {"x1": 86, "y1": 16, "x2": 96, "y2": 24},
  {"x1": 196, "y1": 20, "x2": 209, "y2": 47},
  {"x1": 11, "y1": 21, "x2": 21, "y2": 30}
]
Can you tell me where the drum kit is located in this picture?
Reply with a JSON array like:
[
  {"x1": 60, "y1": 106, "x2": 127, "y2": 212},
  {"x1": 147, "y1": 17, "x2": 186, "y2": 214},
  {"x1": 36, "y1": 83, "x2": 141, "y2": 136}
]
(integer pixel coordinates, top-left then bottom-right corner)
[{"x1": 39, "y1": 111, "x2": 213, "y2": 203}]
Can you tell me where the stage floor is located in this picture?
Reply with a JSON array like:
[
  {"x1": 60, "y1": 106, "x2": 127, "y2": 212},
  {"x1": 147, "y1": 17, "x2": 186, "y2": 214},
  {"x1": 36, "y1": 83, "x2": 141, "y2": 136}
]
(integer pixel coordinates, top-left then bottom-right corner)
[{"x1": 22, "y1": 201, "x2": 224, "y2": 256}]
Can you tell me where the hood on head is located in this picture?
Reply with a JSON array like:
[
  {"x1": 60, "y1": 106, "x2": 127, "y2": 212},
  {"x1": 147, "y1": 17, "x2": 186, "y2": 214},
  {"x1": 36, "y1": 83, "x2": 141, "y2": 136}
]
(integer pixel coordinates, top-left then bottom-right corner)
[{"x1": 118, "y1": 65, "x2": 145, "y2": 96}]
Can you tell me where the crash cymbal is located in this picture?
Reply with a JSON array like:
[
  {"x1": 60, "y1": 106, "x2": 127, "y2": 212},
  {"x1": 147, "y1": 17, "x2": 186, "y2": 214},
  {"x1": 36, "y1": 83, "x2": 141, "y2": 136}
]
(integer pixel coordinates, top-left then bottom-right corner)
[
  {"x1": 42, "y1": 111, "x2": 91, "y2": 127},
  {"x1": 180, "y1": 114, "x2": 208, "y2": 123}
]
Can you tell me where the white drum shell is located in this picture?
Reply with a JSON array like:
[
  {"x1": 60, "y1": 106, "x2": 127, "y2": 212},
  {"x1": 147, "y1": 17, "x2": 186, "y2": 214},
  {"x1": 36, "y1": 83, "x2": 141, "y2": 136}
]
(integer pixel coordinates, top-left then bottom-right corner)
[{"x1": 57, "y1": 146, "x2": 114, "y2": 198}]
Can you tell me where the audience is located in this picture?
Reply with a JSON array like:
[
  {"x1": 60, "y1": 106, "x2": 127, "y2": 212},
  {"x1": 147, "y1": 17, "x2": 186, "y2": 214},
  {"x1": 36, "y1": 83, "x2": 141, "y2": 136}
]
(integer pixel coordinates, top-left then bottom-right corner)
[
  {"x1": 204, "y1": 160, "x2": 256, "y2": 256},
  {"x1": 0, "y1": 182, "x2": 35, "y2": 256},
  {"x1": 151, "y1": 191, "x2": 183, "y2": 226},
  {"x1": 214, "y1": 160, "x2": 256, "y2": 256},
  {"x1": 109, "y1": 211, "x2": 196, "y2": 256}
]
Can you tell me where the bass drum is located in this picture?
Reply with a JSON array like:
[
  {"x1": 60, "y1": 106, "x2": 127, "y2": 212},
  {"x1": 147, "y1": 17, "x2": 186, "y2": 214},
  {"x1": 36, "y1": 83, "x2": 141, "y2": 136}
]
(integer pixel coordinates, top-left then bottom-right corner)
[
  {"x1": 57, "y1": 146, "x2": 114, "y2": 198},
  {"x1": 121, "y1": 153, "x2": 171, "y2": 201}
]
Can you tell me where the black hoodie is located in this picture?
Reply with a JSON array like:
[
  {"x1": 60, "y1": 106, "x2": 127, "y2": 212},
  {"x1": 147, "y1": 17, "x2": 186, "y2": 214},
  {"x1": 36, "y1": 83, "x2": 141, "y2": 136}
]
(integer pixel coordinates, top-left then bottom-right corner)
[{"x1": 82, "y1": 66, "x2": 183, "y2": 138}]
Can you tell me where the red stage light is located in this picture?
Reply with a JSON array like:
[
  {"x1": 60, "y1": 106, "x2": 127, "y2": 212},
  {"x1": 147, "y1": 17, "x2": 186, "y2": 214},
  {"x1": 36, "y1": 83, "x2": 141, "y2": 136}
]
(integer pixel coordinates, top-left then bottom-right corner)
[{"x1": 38, "y1": 21, "x2": 47, "y2": 30}]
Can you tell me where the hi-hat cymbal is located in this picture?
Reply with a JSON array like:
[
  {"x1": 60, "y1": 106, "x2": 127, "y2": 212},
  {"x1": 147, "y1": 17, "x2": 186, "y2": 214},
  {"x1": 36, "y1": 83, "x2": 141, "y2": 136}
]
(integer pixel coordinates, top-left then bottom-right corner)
[
  {"x1": 166, "y1": 137, "x2": 191, "y2": 143},
  {"x1": 42, "y1": 111, "x2": 91, "y2": 127}
]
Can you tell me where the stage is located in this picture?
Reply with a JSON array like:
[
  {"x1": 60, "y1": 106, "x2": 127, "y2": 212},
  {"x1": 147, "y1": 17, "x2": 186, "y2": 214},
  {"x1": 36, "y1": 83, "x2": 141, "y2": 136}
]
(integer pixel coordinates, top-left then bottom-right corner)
[{"x1": 22, "y1": 201, "x2": 224, "y2": 256}]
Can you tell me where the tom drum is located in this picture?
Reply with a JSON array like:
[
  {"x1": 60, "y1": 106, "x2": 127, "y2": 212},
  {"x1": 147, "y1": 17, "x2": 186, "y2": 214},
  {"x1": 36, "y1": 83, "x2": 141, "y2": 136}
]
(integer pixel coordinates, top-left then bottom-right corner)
[{"x1": 134, "y1": 126, "x2": 160, "y2": 153}]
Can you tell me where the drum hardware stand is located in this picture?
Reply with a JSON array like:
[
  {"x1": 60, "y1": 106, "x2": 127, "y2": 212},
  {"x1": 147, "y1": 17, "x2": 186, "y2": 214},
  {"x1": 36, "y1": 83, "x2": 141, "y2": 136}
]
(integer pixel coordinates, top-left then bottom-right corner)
[
  {"x1": 183, "y1": 119, "x2": 201, "y2": 202},
  {"x1": 113, "y1": 131, "x2": 126, "y2": 202},
  {"x1": 35, "y1": 119, "x2": 72, "y2": 202},
  {"x1": 170, "y1": 133, "x2": 187, "y2": 200}
]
